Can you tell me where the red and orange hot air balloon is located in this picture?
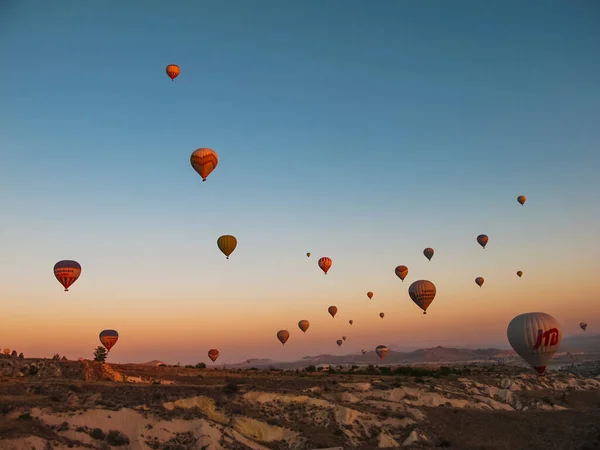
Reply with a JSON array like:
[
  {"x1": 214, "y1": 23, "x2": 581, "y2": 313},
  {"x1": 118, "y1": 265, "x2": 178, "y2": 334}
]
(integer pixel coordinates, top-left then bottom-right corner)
[
  {"x1": 395, "y1": 265, "x2": 408, "y2": 281},
  {"x1": 54, "y1": 260, "x2": 82, "y2": 292},
  {"x1": 99, "y1": 330, "x2": 119, "y2": 352},
  {"x1": 367, "y1": 291, "x2": 373, "y2": 300},
  {"x1": 190, "y1": 148, "x2": 219, "y2": 182},
  {"x1": 166, "y1": 64, "x2": 180, "y2": 81},
  {"x1": 318, "y1": 257, "x2": 332, "y2": 275},
  {"x1": 208, "y1": 349, "x2": 220, "y2": 362},
  {"x1": 477, "y1": 234, "x2": 489, "y2": 249}
]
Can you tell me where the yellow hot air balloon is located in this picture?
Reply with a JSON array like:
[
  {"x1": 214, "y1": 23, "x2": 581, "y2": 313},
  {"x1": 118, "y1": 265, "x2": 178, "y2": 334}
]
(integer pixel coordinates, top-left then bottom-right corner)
[
  {"x1": 477, "y1": 234, "x2": 489, "y2": 249},
  {"x1": 336, "y1": 339, "x2": 343, "y2": 347},
  {"x1": 298, "y1": 320, "x2": 310, "y2": 333},
  {"x1": 409, "y1": 280, "x2": 437, "y2": 315},
  {"x1": 99, "y1": 330, "x2": 119, "y2": 352},
  {"x1": 395, "y1": 265, "x2": 408, "y2": 281},
  {"x1": 208, "y1": 349, "x2": 220, "y2": 362},
  {"x1": 349, "y1": 320, "x2": 353, "y2": 325},
  {"x1": 367, "y1": 291, "x2": 373, "y2": 300},
  {"x1": 375, "y1": 345, "x2": 389, "y2": 360},
  {"x1": 507, "y1": 312, "x2": 561, "y2": 375},
  {"x1": 328, "y1": 306, "x2": 337, "y2": 318},
  {"x1": 517, "y1": 195, "x2": 527, "y2": 206},
  {"x1": 217, "y1": 235, "x2": 237, "y2": 259},
  {"x1": 517, "y1": 271, "x2": 523, "y2": 278},
  {"x1": 318, "y1": 257, "x2": 332, "y2": 274},
  {"x1": 190, "y1": 148, "x2": 218, "y2": 182},
  {"x1": 423, "y1": 248, "x2": 434, "y2": 261},
  {"x1": 475, "y1": 277, "x2": 484, "y2": 287},
  {"x1": 277, "y1": 330, "x2": 290, "y2": 345},
  {"x1": 379, "y1": 312, "x2": 385, "y2": 319}
]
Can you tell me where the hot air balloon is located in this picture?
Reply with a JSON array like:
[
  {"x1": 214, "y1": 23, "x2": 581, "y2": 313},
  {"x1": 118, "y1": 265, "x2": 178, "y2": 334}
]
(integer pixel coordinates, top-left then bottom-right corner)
[
  {"x1": 367, "y1": 291, "x2": 373, "y2": 300},
  {"x1": 208, "y1": 349, "x2": 220, "y2": 362},
  {"x1": 395, "y1": 265, "x2": 408, "y2": 281},
  {"x1": 3, "y1": 349, "x2": 10, "y2": 355},
  {"x1": 298, "y1": 320, "x2": 310, "y2": 333},
  {"x1": 342, "y1": 336, "x2": 347, "y2": 341},
  {"x1": 409, "y1": 280, "x2": 437, "y2": 315},
  {"x1": 166, "y1": 64, "x2": 180, "y2": 80},
  {"x1": 477, "y1": 234, "x2": 489, "y2": 249},
  {"x1": 361, "y1": 349, "x2": 367, "y2": 355},
  {"x1": 328, "y1": 306, "x2": 338, "y2": 318},
  {"x1": 517, "y1": 271, "x2": 523, "y2": 278},
  {"x1": 507, "y1": 312, "x2": 562, "y2": 375},
  {"x1": 580, "y1": 322, "x2": 587, "y2": 331},
  {"x1": 99, "y1": 330, "x2": 119, "y2": 352},
  {"x1": 277, "y1": 330, "x2": 290, "y2": 345},
  {"x1": 423, "y1": 248, "x2": 434, "y2": 261},
  {"x1": 190, "y1": 148, "x2": 218, "y2": 182},
  {"x1": 336, "y1": 340, "x2": 343, "y2": 347},
  {"x1": 217, "y1": 235, "x2": 237, "y2": 259},
  {"x1": 306, "y1": 252, "x2": 311, "y2": 257},
  {"x1": 349, "y1": 320, "x2": 353, "y2": 325},
  {"x1": 475, "y1": 277, "x2": 484, "y2": 287},
  {"x1": 517, "y1": 195, "x2": 527, "y2": 206},
  {"x1": 53, "y1": 260, "x2": 82, "y2": 292},
  {"x1": 318, "y1": 257, "x2": 332, "y2": 275},
  {"x1": 379, "y1": 312, "x2": 385, "y2": 319},
  {"x1": 375, "y1": 345, "x2": 389, "y2": 360}
]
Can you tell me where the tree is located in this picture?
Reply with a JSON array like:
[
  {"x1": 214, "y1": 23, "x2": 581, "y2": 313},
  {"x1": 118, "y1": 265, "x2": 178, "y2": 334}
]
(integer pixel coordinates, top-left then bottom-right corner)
[
  {"x1": 52, "y1": 353, "x2": 61, "y2": 360},
  {"x1": 93, "y1": 346, "x2": 107, "y2": 363}
]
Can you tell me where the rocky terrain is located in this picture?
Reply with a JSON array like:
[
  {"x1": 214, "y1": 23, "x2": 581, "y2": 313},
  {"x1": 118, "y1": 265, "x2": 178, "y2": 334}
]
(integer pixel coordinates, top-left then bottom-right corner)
[{"x1": 1, "y1": 357, "x2": 599, "y2": 450}]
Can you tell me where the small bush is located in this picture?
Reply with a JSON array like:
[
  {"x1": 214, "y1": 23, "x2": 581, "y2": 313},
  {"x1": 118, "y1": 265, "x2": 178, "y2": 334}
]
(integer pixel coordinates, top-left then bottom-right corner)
[
  {"x1": 106, "y1": 430, "x2": 130, "y2": 446},
  {"x1": 89, "y1": 428, "x2": 105, "y2": 440},
  {"x1": 305, "y1": 365, "x2": 316, "y2": 372},
  {"x1": 195, "y1": 362, "x2": 206, "y2": 369},
  {"x1": 223, "y1": 382, "x2": 239, "y2": 395}
]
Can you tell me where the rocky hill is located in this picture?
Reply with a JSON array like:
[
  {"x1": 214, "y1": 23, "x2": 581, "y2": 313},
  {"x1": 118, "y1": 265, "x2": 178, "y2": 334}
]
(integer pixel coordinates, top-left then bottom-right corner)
[{"x1": 1, "y1": 358, "x2": 599, "y2": 449}]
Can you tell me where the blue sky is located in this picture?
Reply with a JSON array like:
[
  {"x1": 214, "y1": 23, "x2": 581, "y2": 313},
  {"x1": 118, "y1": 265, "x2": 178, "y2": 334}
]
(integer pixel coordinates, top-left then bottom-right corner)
[{"x1": 0, "y1": 1, "x2": 599, "y2": 363}]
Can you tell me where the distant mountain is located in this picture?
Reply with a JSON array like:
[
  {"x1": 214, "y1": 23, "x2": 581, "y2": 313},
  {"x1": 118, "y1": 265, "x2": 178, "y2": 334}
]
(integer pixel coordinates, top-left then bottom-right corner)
[
  {"x1": 138, "y1": 360, "x2": 167, "y2": 366},
  {"x1": 560, "y1": 333, "x2": 600, "y2": 352},
  {"x1": 228, "y1": 346, "x2": 516, "y2": 369}
]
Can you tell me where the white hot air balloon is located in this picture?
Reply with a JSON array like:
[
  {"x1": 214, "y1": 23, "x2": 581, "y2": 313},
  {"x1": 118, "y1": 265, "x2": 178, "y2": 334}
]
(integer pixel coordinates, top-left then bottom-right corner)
[
  {"x1": 507, "y1": 312, "x2": 562, "y2": 375},
  {"x1": 408, "y1": 280, "x2": 437, "y2": 314}
]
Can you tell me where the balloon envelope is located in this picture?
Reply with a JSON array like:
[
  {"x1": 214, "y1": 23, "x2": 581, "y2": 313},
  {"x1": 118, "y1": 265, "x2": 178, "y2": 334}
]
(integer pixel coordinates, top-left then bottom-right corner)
[
  {"x1": 477, "y1": 234, "x2": 489, "y2": 249},
  {"x1": 99, "y1": 330, "x2": 119, "y2": 352},
  {"x1": 208, "y1": 349, "x2": 220, "y2": 362},
  {"x1": 375, "y1": 345, "x2": 389, "y2": 360},
  {"x1": 408, "y1": 280, "x2": 437, "y2": 314},
  {"x1": 349, "y1": 320, "x2": 353, "y2": 325},
  {"x1": 517, "y1": 271, "x2": 523, "y2": 278},
  {"x1": 475, "y1": 277, "x2": 484, "y2": 287},
  {"x1": 318, "y1": 257, "x2": 332, "y2": 274},
  {"x1": 517, "y1": 195, "x2": 527, "y2": 206},
  {"x1": 423, "y1": 248, "x2": 434, "y2": 261},
  {"x1": 379, "y1": 312, "x2": 385, "y2": 318},
  {"x1": 277, "y1": 330, "x2": 290, "y2": 345},
  {"x1": 190, "y1": 148, "x2": 218, "y2": 182},
  {"x1": 580, "y1": 322, "x2": 587, "y2": 331},
  {"x1": 395, "y1": 265, "x2": 408, "y2": 281},
  {"x1": 328, "y1": 306, "x2": 338, "y2": 318},
  {"x1": 361, "y1": 349, "x2": 367, "y2": 354},
  {"x1": 166, "y1": 64, "x2": 180, "y2": 80},
  {"x1": 367, "y1": 291, "x2": 373, "y2": 299},
  {"x1": 507, "y1": 312, "x2": 562, "y2": 375},
  {"x1": 336, "y1": 340, "x2": 343, "y2": 347},
  {"x1": 217, "y1": 235, "x2": 237, "y2": 259},
  {"x1": 342, "y1": 336, "x2": 347, "y2": 341},
  {"x1": 298, "y1": 320, "x2": 310, "y2": 333},
  {"x1": 54, "y1": 260, "x2": 82, "y2": 291}
]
